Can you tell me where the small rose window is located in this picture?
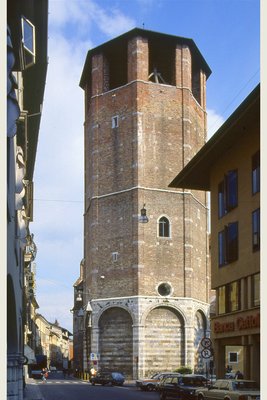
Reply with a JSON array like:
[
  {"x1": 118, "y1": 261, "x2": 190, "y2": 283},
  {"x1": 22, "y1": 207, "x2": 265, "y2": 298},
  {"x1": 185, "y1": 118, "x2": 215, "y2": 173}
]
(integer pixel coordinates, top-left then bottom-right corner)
[{"x1": 158, "y1": 282, "x2": 172, "y2": 297}]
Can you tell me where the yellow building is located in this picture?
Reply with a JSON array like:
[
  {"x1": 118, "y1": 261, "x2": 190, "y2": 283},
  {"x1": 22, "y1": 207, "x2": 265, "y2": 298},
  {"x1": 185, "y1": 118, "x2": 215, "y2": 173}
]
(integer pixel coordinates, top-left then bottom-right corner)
[
  {"x1": 34, "y1": 315, "x2": 72, "y2": 370},
  {"x1": 170, "y1": 84, "x2": 260, "y2": 384}
]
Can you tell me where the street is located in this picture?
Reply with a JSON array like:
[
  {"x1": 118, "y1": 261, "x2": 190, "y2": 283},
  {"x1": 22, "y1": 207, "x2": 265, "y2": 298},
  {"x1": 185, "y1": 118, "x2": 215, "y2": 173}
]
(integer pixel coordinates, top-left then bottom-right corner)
[{"x1": 30, "y1": 371, "x2": 160, "y2": 400}]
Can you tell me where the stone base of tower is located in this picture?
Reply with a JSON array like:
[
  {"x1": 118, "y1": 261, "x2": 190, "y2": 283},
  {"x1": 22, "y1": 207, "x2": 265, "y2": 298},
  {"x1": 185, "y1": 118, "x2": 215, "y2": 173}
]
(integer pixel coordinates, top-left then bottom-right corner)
[{"x1": 87, "y1": 296, "x2": 210, "y2": 379}]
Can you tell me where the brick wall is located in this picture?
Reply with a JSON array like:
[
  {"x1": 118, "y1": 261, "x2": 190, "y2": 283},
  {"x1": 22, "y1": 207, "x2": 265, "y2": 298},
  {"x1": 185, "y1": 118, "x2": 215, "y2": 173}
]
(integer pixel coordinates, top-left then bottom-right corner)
[{"x1": 83, "y1": 30, "x2": 210, "y2": 378}]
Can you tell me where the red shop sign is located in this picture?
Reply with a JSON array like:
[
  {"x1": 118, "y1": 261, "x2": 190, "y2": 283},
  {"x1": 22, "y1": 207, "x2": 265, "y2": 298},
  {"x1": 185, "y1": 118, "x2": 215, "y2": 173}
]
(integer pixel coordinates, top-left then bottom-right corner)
[{"x1": 213, "y1": 313, "x2": 260, "y2": 334}]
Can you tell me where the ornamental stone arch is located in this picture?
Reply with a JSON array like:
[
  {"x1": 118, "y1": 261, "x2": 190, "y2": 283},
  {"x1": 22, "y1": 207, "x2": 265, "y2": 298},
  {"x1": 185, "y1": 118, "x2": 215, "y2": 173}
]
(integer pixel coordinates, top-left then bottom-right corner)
[
  {"x1": 94, "y1": 302, "x2": 136, "y2": 327},
  {"x1": 143, "y1": 305, "x2": 186, "y2": 376},
  {"x1": 97, "y1": 306, "x2": 133, "y2": 377},
  {"x1": 194, "y1": 309, "x2": 208, "y2": 373},
  {"x1": 140, "y1": 302, "x2": 188, "y2": 326}
]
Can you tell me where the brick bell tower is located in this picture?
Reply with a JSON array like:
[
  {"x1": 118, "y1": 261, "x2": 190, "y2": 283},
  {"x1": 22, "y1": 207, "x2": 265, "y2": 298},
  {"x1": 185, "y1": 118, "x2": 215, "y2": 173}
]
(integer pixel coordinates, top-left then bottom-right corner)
[{"x1": 79, "y1": 28, "x2": 212, "y2": 379}]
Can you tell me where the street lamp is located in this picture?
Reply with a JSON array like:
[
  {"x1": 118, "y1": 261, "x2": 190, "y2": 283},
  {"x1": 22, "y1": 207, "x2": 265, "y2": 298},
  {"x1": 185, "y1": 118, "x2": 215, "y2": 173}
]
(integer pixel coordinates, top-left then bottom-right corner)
[{"x1": 76, "y1": 290, "x2": 83, "y2": 302}]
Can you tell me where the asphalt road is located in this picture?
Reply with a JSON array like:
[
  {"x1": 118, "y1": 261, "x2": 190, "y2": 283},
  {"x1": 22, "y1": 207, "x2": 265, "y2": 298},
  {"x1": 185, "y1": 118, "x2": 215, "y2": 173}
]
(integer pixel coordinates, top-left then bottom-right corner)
[{"x1": 35, "y1": 372, "x2": 160, "y2": 400}]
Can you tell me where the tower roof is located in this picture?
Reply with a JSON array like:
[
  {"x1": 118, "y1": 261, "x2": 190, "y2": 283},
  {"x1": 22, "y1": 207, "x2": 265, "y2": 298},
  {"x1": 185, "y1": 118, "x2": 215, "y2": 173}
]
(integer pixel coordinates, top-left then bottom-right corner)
[{"x1": 80, "y1": 27, "x2": 212, "y2": 89}]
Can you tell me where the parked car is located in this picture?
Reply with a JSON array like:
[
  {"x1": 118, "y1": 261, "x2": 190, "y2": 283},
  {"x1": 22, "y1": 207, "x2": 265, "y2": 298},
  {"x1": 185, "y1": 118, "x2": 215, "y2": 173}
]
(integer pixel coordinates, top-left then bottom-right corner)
[
  {"x1": 136, "y1": 372, "x2": 179, "y2": 392},
  {"x1": 90, "y1": 371, "x2": 125, "y2": 386},
  {"x1": 31, "y1": 370, "x2": 43, "y2": 379},
  {"x1": 158, "y1": 374, "x2": 210, "y2": 400},
  {"x1": 195, "y1": 379, "x2": 260, "y2": 400}
]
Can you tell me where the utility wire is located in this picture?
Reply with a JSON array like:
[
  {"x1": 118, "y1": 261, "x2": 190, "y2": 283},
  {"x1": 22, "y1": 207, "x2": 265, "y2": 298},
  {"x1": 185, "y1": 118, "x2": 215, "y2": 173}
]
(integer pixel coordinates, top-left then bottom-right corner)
[{"x1": 208, "y1": 69, "x2": 260, "y2": 134}]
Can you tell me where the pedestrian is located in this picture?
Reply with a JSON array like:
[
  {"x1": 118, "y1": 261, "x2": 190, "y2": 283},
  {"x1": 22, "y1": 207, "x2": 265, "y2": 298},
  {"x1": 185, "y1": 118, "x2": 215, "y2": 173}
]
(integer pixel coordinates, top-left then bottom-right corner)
[
  {"x1": 226, "y1": 365, "x2": 232, "y2": 373},
  {"x1": 41, "y1": 368, "x2": 48, "y2": 383},
  {"x1": 235, "y1": 370, "x2": 244, "y2": 379}
]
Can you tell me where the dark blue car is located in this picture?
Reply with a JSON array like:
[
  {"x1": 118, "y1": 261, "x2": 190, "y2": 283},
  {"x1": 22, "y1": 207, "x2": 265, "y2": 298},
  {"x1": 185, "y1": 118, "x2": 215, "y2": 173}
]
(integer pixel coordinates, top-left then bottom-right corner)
[{"x1": 90, "y1": 371, "x2": 125, "y2": 386}]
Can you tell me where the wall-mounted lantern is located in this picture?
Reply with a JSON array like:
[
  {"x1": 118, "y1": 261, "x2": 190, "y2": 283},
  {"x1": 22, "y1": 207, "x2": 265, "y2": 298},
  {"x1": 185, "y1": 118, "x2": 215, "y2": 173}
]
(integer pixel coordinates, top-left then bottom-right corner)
[
  {"x1": 76, "y1": 290, "x2": 83, "y2": 302},
  {"x1": 139, "y1": 204, "x2": 149, "y2": 223}
]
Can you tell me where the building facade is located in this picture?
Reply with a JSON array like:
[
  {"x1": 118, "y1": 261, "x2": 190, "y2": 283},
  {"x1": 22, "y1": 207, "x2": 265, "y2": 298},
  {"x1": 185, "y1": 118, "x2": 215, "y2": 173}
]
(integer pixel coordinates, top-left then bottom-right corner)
[
  {"x1": 170, "y1": 85, "x2": 260, "y2": 384},
  {"x1": 34, "y1": 315, "x2": 72, "y2": 371},
  {"x1": 78, "y1": 28, "x2": 212, "y2": 378},
  {"x1": 7, "y1": 1, "x2": 48, "y2": 398}
]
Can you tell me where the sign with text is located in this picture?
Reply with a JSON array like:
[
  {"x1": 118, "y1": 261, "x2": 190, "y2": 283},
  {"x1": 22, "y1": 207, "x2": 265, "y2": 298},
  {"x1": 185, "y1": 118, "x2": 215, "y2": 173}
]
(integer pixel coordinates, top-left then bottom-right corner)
[{"x1": 90, "y1": 353, "x2": 100, "y2": 360}]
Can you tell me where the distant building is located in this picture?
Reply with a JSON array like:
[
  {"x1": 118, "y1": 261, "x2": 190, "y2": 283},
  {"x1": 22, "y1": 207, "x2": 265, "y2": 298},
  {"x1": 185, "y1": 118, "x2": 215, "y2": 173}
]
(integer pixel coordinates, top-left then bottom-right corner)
[
  {"x1": 34, "y1": 315, "x2": 72, "y2": 371},
  {"x1": 72, "y1": 260, "x2": 86, "y2": 372},
  {"x1": 7, "y1": 0, "x2": 48, "y2": 398},
  {"x1": 77, "y1": 28, "x2": 213, "y2": 378},
  {"x1": 170, "y1": 85, "x2": 260, "y2": 383}
]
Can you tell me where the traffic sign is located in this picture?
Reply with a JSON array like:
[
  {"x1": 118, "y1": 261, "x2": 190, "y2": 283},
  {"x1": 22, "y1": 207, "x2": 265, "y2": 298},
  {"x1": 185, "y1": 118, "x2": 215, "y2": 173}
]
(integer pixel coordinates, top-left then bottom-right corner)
[
  {"x1": 201, "y1": 348, "x2": 212, "y2": 359},
  {"x1": 90, "y1": 353, "x2": 100, "y2": 360},
  {"x1": 201, "y1": 337, "x2": 212, "y2": 348}
]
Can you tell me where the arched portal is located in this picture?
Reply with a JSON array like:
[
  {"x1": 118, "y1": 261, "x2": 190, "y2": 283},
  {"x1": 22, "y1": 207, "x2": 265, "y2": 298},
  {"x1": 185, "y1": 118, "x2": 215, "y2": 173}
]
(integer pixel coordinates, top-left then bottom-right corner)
[
  {"x1": 98, "y1": 307, "x2": 133, "y2": 377},
  {"x1": 144, "y1": 306, "x2": 185, "y2": 375}
]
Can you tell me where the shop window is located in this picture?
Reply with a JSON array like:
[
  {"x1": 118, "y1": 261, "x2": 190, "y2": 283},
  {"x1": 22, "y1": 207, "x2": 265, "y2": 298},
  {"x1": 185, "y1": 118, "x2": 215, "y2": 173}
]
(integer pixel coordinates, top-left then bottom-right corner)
[
  {"x1": 252, "y1": 208, "x2": 260, "y2": 252},
  {"x1": 252, "y1": 273, "x2": 260, "y2": 307},
  {"x1": 218, "y1": 170, "x2": 238, "y2": 218},
  {"x1": 227, "y1": 281, "x2": 240, "y2": 312},
  {"x1": 158, "y1": 216, "x2": 170, "y2": 238},
  {"x1": 252, "y1": 150, "x2": 260, "y2": 194},
  {"x1": 218, "y1": 286, "x2": 226, "y2": 314},
  {"x1": 218, "y1": 222, "x2": 238, "y2": 266},
  {"x1": 229, "y1": 351, "x2": 238, "y2": 363}
]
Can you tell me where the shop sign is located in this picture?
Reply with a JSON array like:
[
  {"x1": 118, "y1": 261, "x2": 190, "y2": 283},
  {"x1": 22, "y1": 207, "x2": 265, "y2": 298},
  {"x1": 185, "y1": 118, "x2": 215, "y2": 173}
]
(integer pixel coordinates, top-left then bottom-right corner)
[
  {"x1": 237, "y1": 314, "x2": 260, "y2": 330},
  {"x1": 213, "y1": 313, "x2": 260, "y2": 334}
]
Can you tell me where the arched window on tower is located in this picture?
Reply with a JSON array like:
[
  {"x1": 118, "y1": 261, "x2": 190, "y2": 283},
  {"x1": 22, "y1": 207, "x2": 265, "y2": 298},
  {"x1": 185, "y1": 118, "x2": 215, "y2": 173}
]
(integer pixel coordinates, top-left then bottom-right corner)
[{"x1": 158, "y1": 216, "x2": 170, "y2": 238}]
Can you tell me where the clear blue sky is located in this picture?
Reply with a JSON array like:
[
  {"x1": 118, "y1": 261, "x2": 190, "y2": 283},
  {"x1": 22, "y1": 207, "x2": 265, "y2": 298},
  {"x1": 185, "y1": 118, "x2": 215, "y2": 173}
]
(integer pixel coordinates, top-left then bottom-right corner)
[{"x1": 31, "y1": 0, "x2": 260, "y2": 333}]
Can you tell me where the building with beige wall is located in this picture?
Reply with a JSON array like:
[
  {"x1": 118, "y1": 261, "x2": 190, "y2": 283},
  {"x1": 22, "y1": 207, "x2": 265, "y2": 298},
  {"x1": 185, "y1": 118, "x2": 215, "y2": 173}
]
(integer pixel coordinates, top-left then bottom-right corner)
[
  {"x1": 34, "y1": 315, "x2": 72, "y2": 370},
  {"x1": 77, "y1": 28, "x2": 213, "y2": 378},
  {"x1": 170, "y1": 84, "x2": 260, "y2": 384},
  {"x1": 7, "y1": 1, "x2": 48, "y2": 397}
]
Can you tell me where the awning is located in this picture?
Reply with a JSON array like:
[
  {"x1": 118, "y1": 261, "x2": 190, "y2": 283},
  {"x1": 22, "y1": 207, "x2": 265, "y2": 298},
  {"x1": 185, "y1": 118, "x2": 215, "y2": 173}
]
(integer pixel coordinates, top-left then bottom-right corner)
[{"x1": 24, "y1": 344, "x2": 36, "y2": 364}]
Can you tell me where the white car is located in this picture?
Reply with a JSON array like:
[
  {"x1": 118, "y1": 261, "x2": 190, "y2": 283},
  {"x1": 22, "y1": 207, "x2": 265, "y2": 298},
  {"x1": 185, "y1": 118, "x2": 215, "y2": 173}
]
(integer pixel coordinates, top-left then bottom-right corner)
[
  {"x1": 136, "y1": 372, "x2": 178, "y2": 392},
  {"x1": 195, "y1": 379, "x2": 260, "y2": 400}
]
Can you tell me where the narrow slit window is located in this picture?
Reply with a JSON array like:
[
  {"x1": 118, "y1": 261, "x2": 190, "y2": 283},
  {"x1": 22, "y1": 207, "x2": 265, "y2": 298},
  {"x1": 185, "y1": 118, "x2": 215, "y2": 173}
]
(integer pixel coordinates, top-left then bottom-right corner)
[
  {"x1": 112, "y1": 252, "x2": 119, "y2": 262},
  {"x1": 112, "y1": 115, "x2": 119, "y2": 128}
]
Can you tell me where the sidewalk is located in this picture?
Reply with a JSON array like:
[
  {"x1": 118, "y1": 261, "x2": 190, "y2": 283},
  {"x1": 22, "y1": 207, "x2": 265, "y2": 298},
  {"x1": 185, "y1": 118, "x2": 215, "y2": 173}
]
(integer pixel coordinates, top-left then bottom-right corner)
[{"x1": 23, "y1": 378, "x2": 44, "y2": 400}]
